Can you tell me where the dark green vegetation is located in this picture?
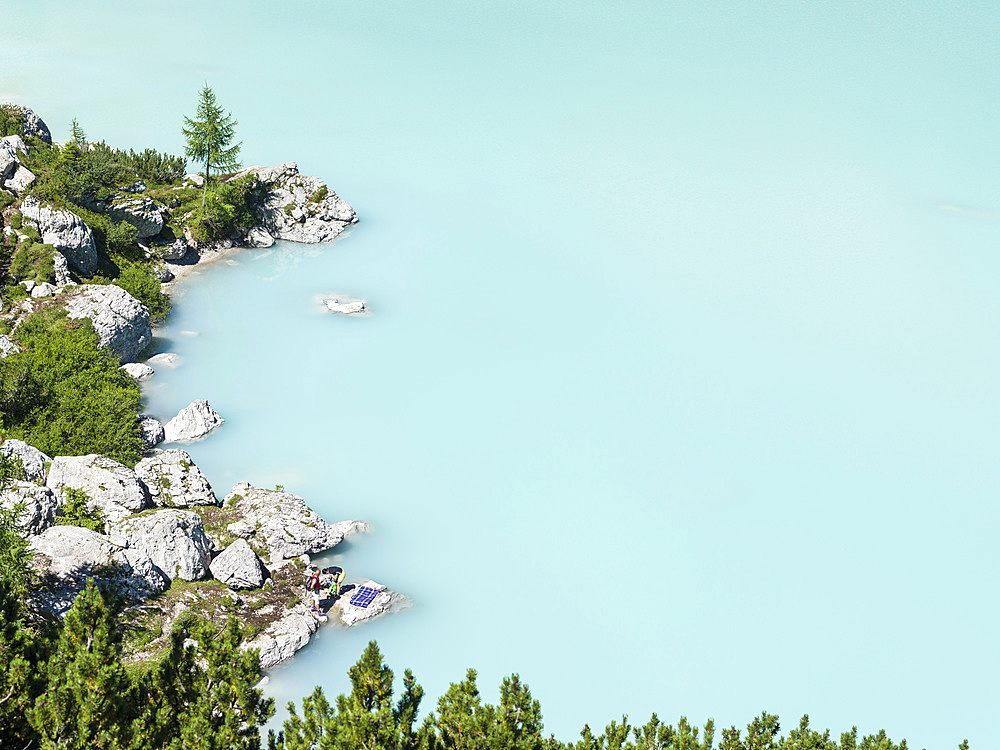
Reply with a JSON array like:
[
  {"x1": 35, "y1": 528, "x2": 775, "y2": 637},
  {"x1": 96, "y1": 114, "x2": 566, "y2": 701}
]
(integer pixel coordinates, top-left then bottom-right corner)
[{"x1": 0, "y1": 309, "x2": 143, "y2": 465}]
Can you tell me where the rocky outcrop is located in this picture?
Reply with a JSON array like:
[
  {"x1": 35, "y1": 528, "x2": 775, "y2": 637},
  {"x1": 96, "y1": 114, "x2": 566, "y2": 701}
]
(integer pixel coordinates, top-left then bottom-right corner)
[
  {"x1": 243, "y1": 601, "x2": 320, "y2": 669},
  {"x1": 0, "y1": 481, "x2": 60, "y2": 536},
  {"x1": 230, "y1": 162, "x2": 357, "y2": 245},
  {"x1": 108, "y1": 196, "x2": 166, "y2": 238},
  {"x1": 135, "y1": 448, "x2": 216, "y2": 507},
  {"x1": 29, "y1": 525, "x2": 119, "y2": 577},
  {"x1": 0, "y1": 439, "x2": 51, "y2": 483},
  {"x1": 112, "y1": 547, "x2": 171, "y2": 598},
  {"x1": 53, "y1": 252, "x2": 72, "y2": 286},
  {"x1": 46, "y1": 454, "x2": 149, "y2": 523},
  {"x1": 162, "y1": 399, "x2": 224, "y2": 442},
  {"x1": 209, "y1": 539, "x2": 267, "y2": 589},
  {"x1": 222, "y1": 482, "x2": 368, "y2": 563},
  {"x1": 1, "y1": 104, "x2": 52, "y2": 144},
  {"x1": 158, "y1": 239, "x2": 189, "y2": 261},
  {"x1": 121, "y1": 362, "x2": 154, "y2": 380},
  {"x1": 139, "y1": 416, "x2": 165, "y2": 450},
  {"x1": 19, "y1": 197, "x2": 98, "y2": 274},
  {"x1": 108, "y1": 509, "x2": 212, "y2": 581},
  {"x1": 323, "y1": 296, "x2": 366, "y2": 315},
  {"x1": 63, "y1": 284, "x2": 152, "y2": 362},
  {"x1": 332, "y1": 579, "x2": 412, "y2": 628},
  {"x1": 0, "y1": 334, "x2": 19, "y2": 358},
  {"x1": 0, "y1": 135, "x2": 35, "y2": 196}
]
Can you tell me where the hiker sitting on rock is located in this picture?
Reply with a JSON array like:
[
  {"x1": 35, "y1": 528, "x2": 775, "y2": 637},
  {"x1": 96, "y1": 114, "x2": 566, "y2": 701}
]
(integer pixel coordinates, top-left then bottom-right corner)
[{"x1": 324, "y1": 566, "x2": 346, "y2": 598}]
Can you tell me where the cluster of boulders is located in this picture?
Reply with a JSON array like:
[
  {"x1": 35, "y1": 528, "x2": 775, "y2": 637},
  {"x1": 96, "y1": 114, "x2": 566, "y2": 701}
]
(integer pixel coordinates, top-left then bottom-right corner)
[{"x1": 0, "y1": 436, "x2": 402, "y2": 666}]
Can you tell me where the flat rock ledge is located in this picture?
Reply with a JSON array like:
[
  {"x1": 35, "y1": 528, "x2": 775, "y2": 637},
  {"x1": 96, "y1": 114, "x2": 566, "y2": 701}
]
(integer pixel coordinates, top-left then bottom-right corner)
[{"x1": 332, "y1": 579, "x2": 412, "y2": 628}]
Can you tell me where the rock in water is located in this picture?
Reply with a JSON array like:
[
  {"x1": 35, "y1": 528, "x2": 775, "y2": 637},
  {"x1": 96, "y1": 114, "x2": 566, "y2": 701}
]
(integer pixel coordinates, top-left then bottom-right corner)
[
  {"x1": 19, "y1": 197, "x2": 98, "y2": 274},
  {"x1": 323, "y1": 296, "x2": 366, "y2": 315},
  {"x1": 146, "y1": 352, "x2": 181, "y2": 368},
  {"x1": 210, "y1": 539, "x2": 267, "y2": 589},
  {"x1": 139, "y1": 416, "x2": 165, "y2": 450},
  {"x1": 222, "y1": 481, "x2": 369, "y2": 562},
  {"x1": 108, "y1": 509, "x2": 212, "y2": 581},
  {"x1": 0, "y1": 439, "x2": 52, "y2": 483},
  {"x1": 121, "y1": 362, "x2": 154, "y2": 380},
  {"x1": 0, "y1": 481, "x2": 60, "y2": 536},
  {"x1": 46, "y1": 454, "x2": 150, "y2": 523},
  {"x1": 162, "y1": 399, "x2": 224, "y2": 442},
  {"x1": 332, "y1": 579, "x2": 413, "y2": 628},
  {"x1": 135, "y1": 448, "x2": 215, "y2": 507},
  {"x1": 63, "y1": 284, "x2": 152, "y2": 363}
]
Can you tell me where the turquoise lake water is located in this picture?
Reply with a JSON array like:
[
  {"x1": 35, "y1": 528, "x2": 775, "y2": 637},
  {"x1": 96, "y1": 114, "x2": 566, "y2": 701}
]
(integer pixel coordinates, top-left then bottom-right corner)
[{"x1": 5, "y1": 2, "x2": 1000, "y2": 746}]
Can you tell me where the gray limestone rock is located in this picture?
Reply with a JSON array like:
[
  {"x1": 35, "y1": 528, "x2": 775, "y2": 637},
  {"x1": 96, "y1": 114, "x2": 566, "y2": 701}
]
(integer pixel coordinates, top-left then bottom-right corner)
[
  {"x1": 63, "y1": 284, "x2": 152, "y2": 362},
  {"x1": 222, "y1": 481, "x2": 369, "y2": 562},
  {"x1": 332, "y1": 579, "x2": 412, "y2": 628},
  {"x1": 46, "y1": 454, "x2": 149, "y2": 524},
  {"x1": 121, "y1": 362, "x2": 154, "y2": 380},
  {"x1": 53, "y1": 252, "x2": 72, "y2": 286},
  {"x1": 108, "y1": 197, "x2": 165, "y2": 238},
  {"x1": 0, "y1": 481, "x2": 60, "y2": 536},
  {"x1": 110, "y1": 547, "x2": 170, "y2": 598},
  {"x1": 151, "y1": 262, "x2": 174, "y2": 282},
  {"x1": 163, "y1": 399, "x2": 224, "y2": 442},
  {"x1": 146, "y1": 352, "x2": 181, "y2": 369},
  {"x1": 159, "y1": 239, "x2": 189, "y2": 261},
  {"x1": 209, "y1": 538, "x2": 267, "y2": 589},
  {"x1": 0, "y1": 135, "x2": 26, "y2": 180},
  {"x1": 6, "y1": 165, "x2": 35, "y2": 196},
  {"x1": 243, "y1": 601, "x2": 320, "y2": 669},
  {"x1": 135, "y1": 448, "x2": 215, "y2": 507},
  {"x1": 19, "y1": 197, "x2": 98, "y2": 274},
  {"x1": 0, "y1": 439, "x2": 52, "y2": 482},
  {"x1": 139, "y1": 416, "x2": 165, "y2": 450},
  {"x1": 230, "y1": 163, "x2": 357, "y2": 245},
  {"x1": 108, "y1": 509, "x2": 212, "y2": 581},
  {"x1": 29, "y1": 525, "x2": 118, "y2": 578},
  {"x1": 30, "y1": 281, "x2": 55, "y2": 298},
  {"x1": 0, "y1": 335, "x2": 19, "y2": 359},
  {"x1": 246, "y1": 226, "x2": 275, "y2": 248}
]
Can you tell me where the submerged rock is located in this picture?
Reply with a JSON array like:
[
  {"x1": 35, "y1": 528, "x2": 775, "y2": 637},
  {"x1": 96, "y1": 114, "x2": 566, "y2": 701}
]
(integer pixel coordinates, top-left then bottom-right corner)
[
  {"x1": 63, "y1": 284, "x2": 152, "y2": 363},
  {"x1": 210, "y1": 539, "x2": 267, "y2": 589},
  {"x1": 19, "y1": 196, "x2": 98, "y2": 274},
  {"x1": 162, "y1": 399, "x2": 224, "y2": 442},
  {"x1": 146, "y1": 352, "x2": 181, "y2": 369},
  {"x1": 46, "y1": 454, "x2": 150, "y2": 524},
  {"x1": 108, "y1": 508, "x2": 212, "y2": 581},
  {"x1": 222, "y1": 481, "x2": 368, "y2": 562},
  {"x1": 135, "y1": 448, "x2": 215, "y2": 507}
]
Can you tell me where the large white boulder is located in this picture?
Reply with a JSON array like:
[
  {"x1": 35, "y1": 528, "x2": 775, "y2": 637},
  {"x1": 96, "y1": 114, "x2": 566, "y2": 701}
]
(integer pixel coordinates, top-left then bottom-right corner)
[
  {"x1": 63, "y1": 284, "x2": 152, "y2": 363},
  {"x1": 108, "y1": 508, "x2": 212, "y2": 581},
  {"x1": 19, "y1": 197, "x2": 98, "y2": 274},
  {"x1": 29, "y1": 525, "x2": 118, "y2": 577},
  {"x1": 121, "y1": 362, "x2": 154, "y2": 380},
  {"x1": 139, "y1": 416, "x2": 165, "y2": 450},
  {"x1": 162, "y1": 399, "x2": 224, "y2": 442},
  {"x1": 0, "y1": 439, "x2": 52, "y2": 483},
  {"x1": 134, "y1": 448, "x2": 215, "y2": 507},
  {"x1": 0, "y1": 334, "x2": 19, "y2": 359},
  {"x1": 222, "y1": 481, "x2": 368, "y2": 562},
  {"x1": 209, "y1": 538, "x2": 266, "y2": 589},
  {"x1": 46, "y1": 454, "x2": 149, "y2": 524},
  {"x1": 0, "y1": 481, "x2": 60, "y2": 536}
]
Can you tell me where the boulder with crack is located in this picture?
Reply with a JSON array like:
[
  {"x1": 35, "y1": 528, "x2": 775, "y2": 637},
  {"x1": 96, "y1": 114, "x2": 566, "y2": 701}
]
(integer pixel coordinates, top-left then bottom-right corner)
[
  {"x1": 162, "y1": 399, "x2": 224, "y2": 442},
  {"x1": 210, "y1": 538, "x2": 267, "y2": 589},
  {"x1": 0, "y1": 439, "x2": 52, "y2": 483},
  {"x1": 63, "y1": 284, "x2": 152, "y2": 362},
  {"x1": 108, "y1": 508, "x2": 212, "y2": 582},
  {"x1": 46, "y1": 454, "x2": 150, "y2": 523},
  {"x1": 19, "y1": 196, "x2": 98, "y2": 274},
  {"x1": 0, "y1": 481, "x2": 60, "y2": 536},
  {"x1": 222, "y1": 481, "x2": 368, "y2": 562},
  {"x1": 135, "y1": 448, "x2": 216, "y2": 507}
]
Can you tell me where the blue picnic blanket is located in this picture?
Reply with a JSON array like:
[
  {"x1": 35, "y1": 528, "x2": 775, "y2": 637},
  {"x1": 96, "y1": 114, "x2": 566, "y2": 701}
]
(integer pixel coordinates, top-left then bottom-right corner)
[{"x1": 350, "y1": 586, "x2": 380, "y2": 608}]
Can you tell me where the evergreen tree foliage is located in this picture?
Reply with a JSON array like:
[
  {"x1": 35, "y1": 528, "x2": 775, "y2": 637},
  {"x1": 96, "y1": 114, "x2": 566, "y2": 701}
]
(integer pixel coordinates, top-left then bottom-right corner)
[{"x1": 182, "y1": 84, "x2": 241, "y2": 205}]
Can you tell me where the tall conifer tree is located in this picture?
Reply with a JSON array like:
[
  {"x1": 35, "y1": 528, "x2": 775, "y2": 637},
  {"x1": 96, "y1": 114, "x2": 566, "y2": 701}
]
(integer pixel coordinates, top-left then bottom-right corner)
[{"x1": 182, "y1": 84, "x2": 241, "y2": 206}]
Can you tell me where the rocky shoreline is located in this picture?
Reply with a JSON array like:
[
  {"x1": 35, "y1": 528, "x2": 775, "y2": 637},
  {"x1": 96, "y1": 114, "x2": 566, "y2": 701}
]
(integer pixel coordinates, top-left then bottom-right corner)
[{"x1": 0, "y1": 104, "x2": 405, "y2": 671}]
